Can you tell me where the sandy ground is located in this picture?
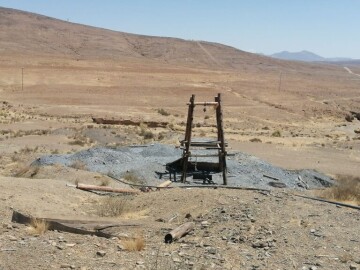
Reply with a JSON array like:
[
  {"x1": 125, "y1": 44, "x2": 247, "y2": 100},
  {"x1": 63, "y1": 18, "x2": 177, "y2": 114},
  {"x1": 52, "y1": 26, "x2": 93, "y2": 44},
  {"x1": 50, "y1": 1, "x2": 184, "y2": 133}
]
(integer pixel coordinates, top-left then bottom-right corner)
[{"x1": 1, "y1": 7, "x2": 360, "y2": 269}]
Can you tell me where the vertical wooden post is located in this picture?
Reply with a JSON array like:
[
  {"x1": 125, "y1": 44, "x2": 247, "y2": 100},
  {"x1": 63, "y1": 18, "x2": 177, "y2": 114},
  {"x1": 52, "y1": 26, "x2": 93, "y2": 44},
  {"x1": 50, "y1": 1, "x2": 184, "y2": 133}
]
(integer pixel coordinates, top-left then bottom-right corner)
[
  {"x1": 215, "y1": 93, "x2": 227, "y2": 185},
  {"x1": 278, "y1": 71, "x2": 282, "y2": 92},
  {"x1": 21, "y1": 67, "x2": 24, "y2": 91},
  {"x1": 181, "y1": 95, "x2": 195, "y2": 183}
]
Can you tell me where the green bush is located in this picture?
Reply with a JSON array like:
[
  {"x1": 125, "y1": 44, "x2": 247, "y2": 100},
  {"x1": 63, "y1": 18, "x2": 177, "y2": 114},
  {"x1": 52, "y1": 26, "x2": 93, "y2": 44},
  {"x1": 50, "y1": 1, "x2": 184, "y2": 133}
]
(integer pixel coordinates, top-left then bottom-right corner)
[
  {"x1": 271, "y1": 130, "x2": 281, "y2": 137},
  {"x1": 157, "y1": 108, "x2": 170, "y2": 116}
]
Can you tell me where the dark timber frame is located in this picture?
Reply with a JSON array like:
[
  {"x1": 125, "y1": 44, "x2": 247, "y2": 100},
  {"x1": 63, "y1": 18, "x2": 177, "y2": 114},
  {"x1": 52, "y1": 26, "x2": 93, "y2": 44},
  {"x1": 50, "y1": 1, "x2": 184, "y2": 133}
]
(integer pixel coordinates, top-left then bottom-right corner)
[{"x1": 180, "y1": 93, "x2": 227, "y2": 185}]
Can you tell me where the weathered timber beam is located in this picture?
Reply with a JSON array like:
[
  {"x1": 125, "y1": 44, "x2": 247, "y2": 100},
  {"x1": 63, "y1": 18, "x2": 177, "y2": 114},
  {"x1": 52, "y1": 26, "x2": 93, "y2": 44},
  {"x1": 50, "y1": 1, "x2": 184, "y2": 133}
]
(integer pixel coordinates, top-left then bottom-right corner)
[
  {"x1": 11, "y1": 210, "x2": 113, "y2": 238},
  {"x1": 76, "y1": 184, "x2": 140, "y2": 194},
  {"x1": 91, "y1": 118, "x2": 168, "y2": 128},
  {"x1": 186, "y1": 102, "x2": 219, "y2": 106},
  {"x1": 165, "y1": 222, "x2": 195, "y2": 243},
  {"x1": 157, "y1": 180, "x2": 172, "y2": 188},
  {"x1": 292, "y1": 194, "x2": 360, "y2": 210}
]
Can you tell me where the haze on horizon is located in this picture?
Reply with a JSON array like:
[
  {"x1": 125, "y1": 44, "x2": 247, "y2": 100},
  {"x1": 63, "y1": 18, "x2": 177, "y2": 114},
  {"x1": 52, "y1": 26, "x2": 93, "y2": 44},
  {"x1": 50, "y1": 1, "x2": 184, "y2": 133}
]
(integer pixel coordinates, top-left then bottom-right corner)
[{"x1": 0, "y1": 0, "x2": 359, "y2": 59}]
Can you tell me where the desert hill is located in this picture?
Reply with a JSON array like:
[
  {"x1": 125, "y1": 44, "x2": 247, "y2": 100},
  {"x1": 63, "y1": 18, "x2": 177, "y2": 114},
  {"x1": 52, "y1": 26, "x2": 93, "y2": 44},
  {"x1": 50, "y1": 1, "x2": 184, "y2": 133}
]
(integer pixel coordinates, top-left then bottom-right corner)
[
  {"x1": 0, "y1": 7, "x2": 339, "y2": 72},
  {"x1": 0, "y1": 7, "x2": 359, "y2": 178},
  {"x1": 0, "y1": 7, "x2": 258, "y2": 68},
  {"x1": 0, "y1": 7, "x2": 359, "y2": 270}
]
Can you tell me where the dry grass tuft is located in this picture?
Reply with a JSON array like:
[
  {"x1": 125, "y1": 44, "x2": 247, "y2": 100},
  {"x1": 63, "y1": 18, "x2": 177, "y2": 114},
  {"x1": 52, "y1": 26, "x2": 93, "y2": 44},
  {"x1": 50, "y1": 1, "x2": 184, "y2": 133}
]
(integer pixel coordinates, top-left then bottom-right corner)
[
  {"x1": 99, "y1": 177, "x2": 110, "y2": 186},
  {"x1": 123, "y1": 171, "x2": 143, "y2": 184},
  {"x1": 320, "y1": 175, "x2": 360, "y2": 205},
  {"x1": 97, "y1": 196, "x2": 129, "y2": 217},
  {"x1": 69, "y1": 160, "x2": 87, "y2": 170},
  {"x1": 28, "y1": 218, "x2": 49, "y2": 235},
  {"x1": 157, "y1": 108, "x2": 170, "y2": 116},
  {"x1": 120, "y1": 235, "x2": 145, "y2": 251},
  {"x1": 271, "y1": 130, "x2": 281, "y2": 137},
  {"x1": 14, "y1": 165, "x2": 39, "y2": 178},
  {"x1": 250, "y1": 138, "x2": 262, "y2": 143},
  {"x1": 138, "y1": 123, "x2": 154, "y2": 139}
]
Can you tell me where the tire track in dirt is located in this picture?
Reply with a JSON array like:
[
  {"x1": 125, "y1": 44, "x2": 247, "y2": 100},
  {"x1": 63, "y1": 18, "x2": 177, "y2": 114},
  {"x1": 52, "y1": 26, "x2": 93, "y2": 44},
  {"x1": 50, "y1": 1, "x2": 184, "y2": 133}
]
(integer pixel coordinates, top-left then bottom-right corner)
[
  {"x1": 196, "y1": 41, "x2": 220, "y2": 67},
  {"x1": 344, "y1": 66, "x2": 360, "y2": 77},
  {"x1": 220, "y1": 85, "x2": 303, "y2": 119}
]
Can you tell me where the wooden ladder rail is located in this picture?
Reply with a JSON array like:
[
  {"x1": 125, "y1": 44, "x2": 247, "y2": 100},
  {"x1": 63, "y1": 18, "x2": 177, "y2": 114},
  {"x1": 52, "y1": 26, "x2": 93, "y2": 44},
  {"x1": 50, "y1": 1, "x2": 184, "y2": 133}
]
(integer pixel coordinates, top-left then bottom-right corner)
[
  {"x1": 181, "y1": 94, "x2": 195, "y2": 183},
  {"x1": 215, "y1": 93, "x2": 227, "y2": 185},
  {"x1": 181, "y1": 93, "x2": 227, "y2": 185}
]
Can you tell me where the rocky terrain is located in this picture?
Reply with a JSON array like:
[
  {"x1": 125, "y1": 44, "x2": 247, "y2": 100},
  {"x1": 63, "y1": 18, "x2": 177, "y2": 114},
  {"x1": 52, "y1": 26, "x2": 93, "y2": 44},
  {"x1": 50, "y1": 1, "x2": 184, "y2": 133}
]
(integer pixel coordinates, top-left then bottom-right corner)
[
  {"x1": 0, "y1": 7, "x2": 359, "y2": 270},
  {"x1": 1, "y1": 179, "x2": 359, "y2": 270}
]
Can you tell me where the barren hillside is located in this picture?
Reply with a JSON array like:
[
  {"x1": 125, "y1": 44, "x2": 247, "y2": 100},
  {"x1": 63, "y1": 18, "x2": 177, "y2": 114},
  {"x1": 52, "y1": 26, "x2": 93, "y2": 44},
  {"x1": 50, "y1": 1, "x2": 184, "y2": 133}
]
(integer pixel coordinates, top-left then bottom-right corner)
[
  {"x1": 0, "y1": 7, "x2": 359, "y2": 270},
  {"x1": 0, "y1": 7, "x2": 343, "y2": 72},
  {"x1": 1, "y1": 7, "x2": 360, "y2": 177}
]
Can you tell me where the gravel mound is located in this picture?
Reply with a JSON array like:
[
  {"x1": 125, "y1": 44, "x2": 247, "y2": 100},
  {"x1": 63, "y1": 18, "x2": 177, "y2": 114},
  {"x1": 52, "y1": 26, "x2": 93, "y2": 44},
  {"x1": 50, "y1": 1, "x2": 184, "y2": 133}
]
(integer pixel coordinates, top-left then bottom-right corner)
[{"x1": 33, "y1": 143, "x2": 334, "y2": 189}]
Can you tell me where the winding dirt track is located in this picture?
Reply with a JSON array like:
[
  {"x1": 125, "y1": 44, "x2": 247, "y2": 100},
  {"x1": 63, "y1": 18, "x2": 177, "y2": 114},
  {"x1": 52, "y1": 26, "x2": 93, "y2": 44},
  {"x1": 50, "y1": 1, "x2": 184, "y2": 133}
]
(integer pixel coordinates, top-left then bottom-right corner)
[{"x1": 344, "y1": 66, "x2": 360, "y2": 77}]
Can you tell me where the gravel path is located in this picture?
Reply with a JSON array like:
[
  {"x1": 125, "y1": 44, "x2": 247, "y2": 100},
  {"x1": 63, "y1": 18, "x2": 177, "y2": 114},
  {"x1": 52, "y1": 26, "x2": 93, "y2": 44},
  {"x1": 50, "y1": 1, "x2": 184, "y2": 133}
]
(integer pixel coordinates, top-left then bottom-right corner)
[{"x1": 33, "y1": 143, "x2": 334, "y2": 190}]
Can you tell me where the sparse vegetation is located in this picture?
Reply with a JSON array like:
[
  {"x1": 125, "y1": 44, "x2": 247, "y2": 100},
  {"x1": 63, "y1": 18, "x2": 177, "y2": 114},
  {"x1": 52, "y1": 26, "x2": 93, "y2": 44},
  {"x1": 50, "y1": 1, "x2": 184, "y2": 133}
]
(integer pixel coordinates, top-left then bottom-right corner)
[
  {"x1": 271, "y1": 130, "x2": 281, "y2": 137},
  {"x1": 167, "y1": 123, "x2": 174, "y2": 130},
  {"x1": 250, "y1": 138, "x2": 262, "y2": 143},
  {"x1": 69, "y1": 160, "x2": 87, "y2": 170},
  {"x1": 68, "y1": 132, "x2": 91, "y2": 146},
  {"x1": 143, "y1": 130, "x2": 154, "y2": 139},
  {"x1": 97, "y1": 196, "x2": 129, "y2": 217},
  {"x1": 28, "y1": 218, "x2": 49, "y2": 235},
  {"x1": 51, "y1": 149, "x2": 59, "y2": 154},
  {"x1": 14, "y1": 165, "x2": 39, "y2": 178},
  {"x1": 157, "y1": 108, "x2": 170, "y2": 116},
  {"x1": 123, "y1": 171, "x2": 143, "y2": 184},
  {"x1": 157, "y1": 132, "x2": 165, "y2": 140},
  {"x1": 68, "y1": 139, "x2": 86, "y2": 146},
  {"x1": 320, "y1": 175, "x2": 360, "y2": 205},
  {"x1": 99, "y1": 177, "x2": 110, "y2": 186},
  {"x1": 138, "y1": 123, "x2": 154, "y2": 139},
  {"x1": 120, "y1": 235, "x2": 145, "y2": 251}
]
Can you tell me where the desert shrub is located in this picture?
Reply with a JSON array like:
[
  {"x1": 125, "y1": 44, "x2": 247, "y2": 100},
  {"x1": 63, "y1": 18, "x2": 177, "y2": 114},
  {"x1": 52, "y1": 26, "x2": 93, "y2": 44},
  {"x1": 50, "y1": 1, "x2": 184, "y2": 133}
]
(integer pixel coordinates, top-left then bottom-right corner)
[
  {"x1": 21, "y1": 146, "x2": 32, "y2": 153},
  {"x1": 271, "y1": 130, "x2": 281, "y2": 137},
  {"x1": 123, "y1": 171, "x2": 143, "y2": 184},
  {"x1": 320, "y1": 175, "x2": 360, "y2": 205},
  {"x1": 14, "y1": 165, "x2": 39, "y2": 178},
  {"x1": 68, "y1": 139, "x2": 86, "y2": 146},
  {"x1": 28, "y1": 218, "x2": 49, "y2": 235},
  {"x1": 250, "y1": 138, "x2": 262, "y2": 143},
  {"x1": 99, "y1": 178, "x2": 110, "y2": 186},
  {"x1": 97, "y1": 196, "x2": 129, "y2": 217},
  {"x1": 120, "y1": 235, "x2": 145, "y2": 251},
  {"x1": 143, "y1": 130, "x2": 154, "y2": 139},
  {"x1": 157, "y1": 132, "x2": 165, "y2": 140},
  {"x1": 68, "y1": 133, "x2": 88, "y2": 146},
  {"x1": 11, "y1": 155, "x2": 19, "y2": 162},
  {"x1": 167, "y1": 123, "x2": 174, "y2": 130},
  {"x1": 51, "y1": 149, "x2": 59, "y2": 154},
  {"x1": 138, "y1": 123, "x2": 154, "y2": 139},
  {"x1": 69, "y1": 160, "x2": 87, "y2": 170},
  {"x1": 157, "y1": 108, "x2": 170, "y2": 116}
]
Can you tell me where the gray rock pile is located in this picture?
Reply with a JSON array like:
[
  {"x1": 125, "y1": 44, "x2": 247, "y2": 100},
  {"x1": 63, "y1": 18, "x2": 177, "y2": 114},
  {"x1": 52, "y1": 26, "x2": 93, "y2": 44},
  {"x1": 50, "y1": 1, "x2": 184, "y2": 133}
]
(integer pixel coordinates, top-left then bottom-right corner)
[{"x1": 33, "y1": 143, "x2": 334, "y2": 190}]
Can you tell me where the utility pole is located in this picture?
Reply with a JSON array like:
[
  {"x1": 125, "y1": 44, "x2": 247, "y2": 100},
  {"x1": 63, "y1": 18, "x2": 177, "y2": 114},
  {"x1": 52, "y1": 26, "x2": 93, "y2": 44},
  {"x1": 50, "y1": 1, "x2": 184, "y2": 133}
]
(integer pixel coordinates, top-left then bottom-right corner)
[
  {"x1": 21, "y1": 67, "x2": 24, "y2": 91},
  {"x1": 278, "y1": 71, "x2": 282, "y2": 91}
]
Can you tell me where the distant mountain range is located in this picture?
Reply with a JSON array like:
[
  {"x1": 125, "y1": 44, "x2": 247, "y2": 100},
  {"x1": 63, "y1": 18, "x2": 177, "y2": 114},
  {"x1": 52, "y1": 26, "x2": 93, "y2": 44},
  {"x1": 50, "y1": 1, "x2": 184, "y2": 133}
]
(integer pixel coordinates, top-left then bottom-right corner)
[{"x1": 269, "y1": 50, "x2": 355, "y2": 63}]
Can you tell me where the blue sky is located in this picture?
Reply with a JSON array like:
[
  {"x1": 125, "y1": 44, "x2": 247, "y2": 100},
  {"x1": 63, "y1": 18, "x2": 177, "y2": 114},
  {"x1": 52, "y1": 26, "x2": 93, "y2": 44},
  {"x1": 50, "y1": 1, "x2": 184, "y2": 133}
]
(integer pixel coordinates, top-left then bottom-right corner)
[{"x1": 1, "y1": 0, "x2": 359, "y2": 58}]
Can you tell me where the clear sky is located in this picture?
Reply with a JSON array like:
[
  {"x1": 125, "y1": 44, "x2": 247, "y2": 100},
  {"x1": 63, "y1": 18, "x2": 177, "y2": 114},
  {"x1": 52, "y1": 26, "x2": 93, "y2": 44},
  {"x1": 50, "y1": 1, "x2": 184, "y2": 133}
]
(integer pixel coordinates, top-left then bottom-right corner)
[{"x1": 1, "y1": 0, "x2": 359, "y2": 58}]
